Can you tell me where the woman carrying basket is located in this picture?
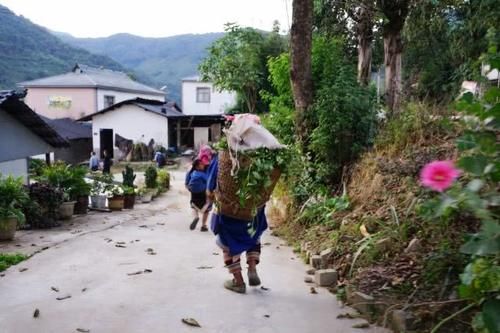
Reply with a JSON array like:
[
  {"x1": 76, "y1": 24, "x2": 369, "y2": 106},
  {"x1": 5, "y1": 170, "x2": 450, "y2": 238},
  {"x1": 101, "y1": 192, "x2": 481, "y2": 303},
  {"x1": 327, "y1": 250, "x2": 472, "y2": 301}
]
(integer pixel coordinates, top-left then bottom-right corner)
[
  {"x1": 207, "y1": 115, "x2": 271, "y2": 294},
  {"x1": 207, "y1": 156, "x2": 267, "y2": 294}
]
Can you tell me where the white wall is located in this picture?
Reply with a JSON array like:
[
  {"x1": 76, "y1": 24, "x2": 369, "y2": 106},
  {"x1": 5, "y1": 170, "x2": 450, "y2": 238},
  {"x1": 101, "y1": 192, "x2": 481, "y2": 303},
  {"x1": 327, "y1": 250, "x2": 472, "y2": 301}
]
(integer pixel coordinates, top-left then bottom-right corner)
[
  {"x1": 182, "y1": 81, "x2": 236, "y2": 115},
  {"x1": 91, "y1": 104, "x2": 169, "y2": 156},
  {"x1": 193, "y1": 127, "x2": 209, "y2": 150},
  {"x1": 0, "y1": 159, "x2": 28, "y2": 184},
  {"x1": 97, "y1": 88, "x2": 165, "y2": 111}
]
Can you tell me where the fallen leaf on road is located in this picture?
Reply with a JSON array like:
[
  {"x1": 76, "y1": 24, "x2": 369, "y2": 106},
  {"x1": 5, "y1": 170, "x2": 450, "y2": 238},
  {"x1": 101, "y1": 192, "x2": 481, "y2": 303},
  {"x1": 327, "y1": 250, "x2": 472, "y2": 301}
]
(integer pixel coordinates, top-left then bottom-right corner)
[
  {"x1": 127, "y1": 271, "x2": 143, "y2": 276},
  {"x1": 31, "y1": 243, "x2": 36, "y2": 246},
  {"x1": 310, "y1": 287, "x2": 318, "y2": 294},
  {"x1": 115, "y1": 244, "x2": 127, "y2": 248},
  {"x1": 182, "y1": 318, "x2": 201, "y2": 327},
  {"x1": 51, "y1": 286, "x2": 59, "y2": 292},
  {"x1": 56, "y1": 295, "x2": 71, "y2": 301},
  {"x1": 260, "y1": 286, "x2": 270, "y2": 291},
  {"x1": 352, "y1": 322, "x2": 370, "y2": 329},
  {"x1": 19, "y1": 268, "x2": 28, "y2": 272},
  {"x1": 212, "y1": 252, "x2": 219, "y2": 256},
  {"x1": 116, "y1": 241, "x2": 126, "y2": 245},
  {"x1": 264, "y1": 314, "x2": 270, "y2": 318},
  {"x1": 196, "y1": 266, "x2": 213, "y2": 269},
  {"x1": 144, "y1": 269, "x2": 153, "y2": 273},
  {"x1": 82, "y1": 288, "x2": 88, "y2": 293},
  {"x1": 139, "y1": 225, "x2": 148, "y2": 228},
  {"x1": 76, "y1": 329, "x2": 90, "y2": 332},
  {"x1": 135, "y1": 240, "x2": 140, "y2": 242},
  {"x1": 33, "y1": 309, "x2": 40, "y2": 318},
  {"x1": 263, "y1": 242, "x2": 271, "y2": 246}
]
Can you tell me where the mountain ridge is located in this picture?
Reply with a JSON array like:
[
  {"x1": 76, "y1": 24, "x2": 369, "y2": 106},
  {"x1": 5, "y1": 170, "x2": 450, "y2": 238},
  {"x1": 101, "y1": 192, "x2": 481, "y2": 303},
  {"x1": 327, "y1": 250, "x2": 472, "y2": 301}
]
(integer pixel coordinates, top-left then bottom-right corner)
[
  {"x1": 55, "y1": 31, "x2": 225, "y2": 101},
  {"x1": 0, "y1": 4, "x2": 130, "y2": 91}
]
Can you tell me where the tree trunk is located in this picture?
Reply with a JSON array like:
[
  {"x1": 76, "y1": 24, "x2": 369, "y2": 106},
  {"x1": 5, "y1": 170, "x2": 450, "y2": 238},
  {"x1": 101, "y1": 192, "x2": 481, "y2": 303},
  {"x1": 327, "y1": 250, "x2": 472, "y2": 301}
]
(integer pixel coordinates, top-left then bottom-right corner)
[
  {"x1": 383, "y1": 30, "x2": 403, "y2": 113},
  {"x1": 377, "y1": 0, "x2": 410, "y2": 115},
  {"x1": 356, "y1": 2, "x2": 374, "y2": 86},
  {"x1": 290, "y1": 0, "x2": 314, "y2": 141}
]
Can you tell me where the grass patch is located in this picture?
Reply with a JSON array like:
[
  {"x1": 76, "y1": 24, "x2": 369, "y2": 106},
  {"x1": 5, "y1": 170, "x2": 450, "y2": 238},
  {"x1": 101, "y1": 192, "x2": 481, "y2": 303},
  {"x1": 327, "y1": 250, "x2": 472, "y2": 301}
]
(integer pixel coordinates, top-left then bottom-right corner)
[{"x1": 0, "y1": 253, "x2": 28, "y2": 272}]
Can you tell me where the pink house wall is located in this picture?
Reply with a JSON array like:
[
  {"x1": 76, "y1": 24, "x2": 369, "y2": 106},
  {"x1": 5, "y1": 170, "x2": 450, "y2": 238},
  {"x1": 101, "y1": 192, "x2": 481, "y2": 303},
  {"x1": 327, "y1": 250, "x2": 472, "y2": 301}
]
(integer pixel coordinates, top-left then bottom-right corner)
[{"x1": 24, "y1": 87, "x2": 97, "y2": 120}]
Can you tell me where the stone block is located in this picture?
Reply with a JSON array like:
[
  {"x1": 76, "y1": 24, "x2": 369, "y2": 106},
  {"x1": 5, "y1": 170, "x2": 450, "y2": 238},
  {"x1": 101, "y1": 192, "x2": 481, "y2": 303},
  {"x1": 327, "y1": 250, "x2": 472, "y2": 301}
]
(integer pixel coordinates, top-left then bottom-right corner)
[
  {"x1": 306, "y1": 268, "x2": 316, "y2": 275},
  {"x1": 320, "y1": 247, "x2": 334, "y2": 268},
  {"x1": 314, "y1": 269, "x2": 338, "y2": 286},
  {"x1": 348, "y1": 291, "x2": 375, "y2": 316},
  {"x1": 304, "y1": 276, "x2": 313, "y2": 283},
  {"x1": 391, "y1": 310, "x2": 417, "y2": 332},
  {"x1": 309, "y1": 255, "x2": 322, "y2": 269}
]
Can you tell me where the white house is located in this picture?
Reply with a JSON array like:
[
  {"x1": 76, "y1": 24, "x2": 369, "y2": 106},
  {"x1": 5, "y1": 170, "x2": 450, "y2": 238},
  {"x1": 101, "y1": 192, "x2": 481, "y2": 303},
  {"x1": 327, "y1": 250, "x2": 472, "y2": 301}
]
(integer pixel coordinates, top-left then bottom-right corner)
[
  {"x1": 79, "y1": 98, "x2": 225, "y2": 158},
  {"x1": 0, "y1": 91, "x2": 68, "y2": 183},
  {"x1": 18, "y1": 64, "x2": 165, "y2": 120},
  {"x1": 181, "y1": 75, "x2": 236, "y2": 147},
  {"x1": 182, "y1": 75, "x2": 237, "y2": 116}
]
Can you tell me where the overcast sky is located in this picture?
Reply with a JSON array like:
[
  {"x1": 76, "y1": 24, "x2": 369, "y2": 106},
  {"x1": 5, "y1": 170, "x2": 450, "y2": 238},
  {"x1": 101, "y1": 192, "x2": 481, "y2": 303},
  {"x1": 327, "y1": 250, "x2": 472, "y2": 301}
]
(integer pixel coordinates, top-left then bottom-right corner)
[{"x1": 0, "y1": 0, "x2": 292, "y2": 38}]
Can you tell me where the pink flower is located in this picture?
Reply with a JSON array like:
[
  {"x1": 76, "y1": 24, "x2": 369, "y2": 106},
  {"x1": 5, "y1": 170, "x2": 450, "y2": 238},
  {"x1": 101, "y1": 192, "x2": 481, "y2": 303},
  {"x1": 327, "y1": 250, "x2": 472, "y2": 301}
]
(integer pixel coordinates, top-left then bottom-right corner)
[{"x1": 420, "y1": 161, "x2": 460, "y2": 192}]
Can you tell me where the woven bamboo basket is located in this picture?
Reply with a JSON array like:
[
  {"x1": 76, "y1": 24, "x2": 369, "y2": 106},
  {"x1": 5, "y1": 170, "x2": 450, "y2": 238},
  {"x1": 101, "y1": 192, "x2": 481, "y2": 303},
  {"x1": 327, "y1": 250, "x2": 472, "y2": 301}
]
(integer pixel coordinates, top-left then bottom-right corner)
[{"x1": 215, "y1": 149, "x2": 281, "y2": 220}]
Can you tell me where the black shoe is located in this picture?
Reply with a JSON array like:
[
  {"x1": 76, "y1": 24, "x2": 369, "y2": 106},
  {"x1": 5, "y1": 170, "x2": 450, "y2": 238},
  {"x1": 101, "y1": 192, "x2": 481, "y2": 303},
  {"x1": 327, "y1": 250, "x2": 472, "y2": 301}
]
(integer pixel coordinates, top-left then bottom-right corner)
[
  {"x1": 200, "y1": 225, "x2": 208, "y2": 232},
  {"x1": 189, "y1": 217, "x2": 199, "y2": 230}
]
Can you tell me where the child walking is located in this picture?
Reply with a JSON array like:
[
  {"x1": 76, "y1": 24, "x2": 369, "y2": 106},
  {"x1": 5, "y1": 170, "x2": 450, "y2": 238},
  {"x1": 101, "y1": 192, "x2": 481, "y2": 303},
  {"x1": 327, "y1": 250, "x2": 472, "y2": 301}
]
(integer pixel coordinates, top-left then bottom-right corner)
[{"x1": 185, "y1": 158, "x2": 210, "y2": 231}]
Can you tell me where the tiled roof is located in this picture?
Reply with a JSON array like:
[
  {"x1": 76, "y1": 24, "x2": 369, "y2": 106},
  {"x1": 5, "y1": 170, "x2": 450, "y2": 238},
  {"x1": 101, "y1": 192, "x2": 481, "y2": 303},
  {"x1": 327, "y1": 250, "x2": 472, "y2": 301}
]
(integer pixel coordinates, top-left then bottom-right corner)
[
  {"x1": 19, "y1": 64, "x2": 165, "y2": 96},
  {"x1": 0, "y1": 90, "x2": 69, "y2": 148},
  {"x1": 78, "y1": 98, "x2": 186, "y2": 121},
  {"x1": 41, "y1": 117, "x2": 92, "y2": 140}
]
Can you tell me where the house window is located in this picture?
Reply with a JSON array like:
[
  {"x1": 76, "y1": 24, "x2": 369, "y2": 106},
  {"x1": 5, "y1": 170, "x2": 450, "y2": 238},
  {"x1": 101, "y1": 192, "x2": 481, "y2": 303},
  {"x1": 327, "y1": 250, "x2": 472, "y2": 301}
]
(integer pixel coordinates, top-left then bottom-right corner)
[
  {"x1": 196, "y1": 87, "x2": 210, "y2": 103},
  {"x1": 104, "y1": 95, "x2": 115, "y2": 108}
]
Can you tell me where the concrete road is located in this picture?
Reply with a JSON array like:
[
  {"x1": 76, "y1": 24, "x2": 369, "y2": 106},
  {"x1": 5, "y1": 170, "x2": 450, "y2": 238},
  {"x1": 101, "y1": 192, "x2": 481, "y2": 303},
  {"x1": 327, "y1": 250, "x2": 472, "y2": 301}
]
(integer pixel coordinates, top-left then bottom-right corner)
[{"x1": 0, "y1": 171, "x2": 389, "y2": 333}]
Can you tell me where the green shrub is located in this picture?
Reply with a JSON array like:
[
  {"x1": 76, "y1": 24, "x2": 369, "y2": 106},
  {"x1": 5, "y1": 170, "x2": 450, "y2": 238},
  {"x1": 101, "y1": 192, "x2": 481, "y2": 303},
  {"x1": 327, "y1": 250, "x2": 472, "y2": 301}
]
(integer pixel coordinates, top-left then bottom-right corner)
[
  {"x1": 157, "y1": 169, "x2": 170, "y2": 190},
  {"x1": 0, "y1": 175, "x2": 28, "y2": 224},
  {"x1": 145, "y1": 166, "x2": 158, "y2": 189},
  {"x1": 122, "y1": 165, "x2": 136, "y2": 188}
]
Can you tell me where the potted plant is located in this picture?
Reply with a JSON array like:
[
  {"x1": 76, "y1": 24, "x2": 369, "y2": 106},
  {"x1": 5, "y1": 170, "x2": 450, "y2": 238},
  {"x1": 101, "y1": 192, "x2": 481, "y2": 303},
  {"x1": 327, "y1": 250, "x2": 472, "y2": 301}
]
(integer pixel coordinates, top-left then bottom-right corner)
[
  {"x1": 70, "y1": 167, "x2": 91, "y2": 215},
  {"x1": 108, "y1": 185, "x2": 125, "y2": 211},
  {"x1": 58, "y1": 192, "x2": 76, "y2": 220},
  {"x1": 145, "y1": 166, "x2": 158, "y2": 198},
  {"x1": 122, "y1": 165, "x2": 136, "y2": 209},
  {"x1": 123, "y1": 186, "x2": 136, "y2": 209},
  {"x1": 28, "y1": 183, "x2": 63, "y2": 228},
  {"x1": 0, "y1": 175, "x2": 28, "y2": 241},
  {"x1": 89, "y1": 173, "x2": 111, "y2": 209},
  {"x1": 157, "y1": 169, "x2": 170, "y2": 192},
  {"x1": 138, "y1": 186, "x2": 152, "y2": 203}
]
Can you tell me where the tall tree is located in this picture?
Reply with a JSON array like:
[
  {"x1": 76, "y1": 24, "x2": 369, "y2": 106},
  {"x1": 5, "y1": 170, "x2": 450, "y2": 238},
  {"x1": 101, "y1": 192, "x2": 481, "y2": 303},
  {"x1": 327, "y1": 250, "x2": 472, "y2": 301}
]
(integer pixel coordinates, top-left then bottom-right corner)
[
  {"x1": 199, "y1": 23, "x2": 264, "y2": 114},
  {"x1": 352, "y1": 1, "x2": 376, "y2": 86},
  {"x1": 377, "y1": 0, "x2": 411, "y2": 114},
  {"x1": 290, "y1": 0, "x2": 314, "y2": 141}
]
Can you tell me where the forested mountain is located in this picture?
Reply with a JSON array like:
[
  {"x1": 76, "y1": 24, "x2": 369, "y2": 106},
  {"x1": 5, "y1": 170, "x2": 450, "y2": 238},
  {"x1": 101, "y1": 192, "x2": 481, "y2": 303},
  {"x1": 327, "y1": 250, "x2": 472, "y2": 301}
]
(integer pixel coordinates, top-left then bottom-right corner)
[
  {"x1": 0, "y1": 5, "x2": 126, "y2": 90},
  {"x1": 56, "y1": 32, "x2": 224, "y2": 101}
]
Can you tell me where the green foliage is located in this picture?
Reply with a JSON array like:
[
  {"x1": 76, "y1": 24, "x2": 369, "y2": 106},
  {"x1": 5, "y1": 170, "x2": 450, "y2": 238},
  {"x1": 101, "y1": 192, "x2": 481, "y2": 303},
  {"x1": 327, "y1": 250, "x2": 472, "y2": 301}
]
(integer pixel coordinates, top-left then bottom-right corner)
[
  {"x1": 297, "y1": 194, "x2": 350, "y2": 227},
  {"x1": 403, "y1": 1, "x2": 500, "y2": 101},
  {"x1": 424, "y1": 44, "x2": 499, "y2": 333},
  {"x1": 309, "y1": 37, "x2": 376, "y2": 185},
  {"x1": 0, "y1": 253, "x2": 27, "y2": 272},
  {"x1": 122, "y1": 165, "x2": 136, "y2": 188},
  {"x1": 0, "y1": 4, "x2": 125, "y2": 90},
  {"x1": 39, "y1": 162, "x2": 90, "y2": 200},
  {"x1": 145, "y1": 166, "x2": 158, "y2": 189},
  {"x1": 228, "y1": 146, "x2": 288, "y2": 210},
  {"x1": 28, "y1": 158, "x2": 46, "y2": 177},
  {"x1": 89, "y1": 173, "x2": 113, "y2": 195},
  {"x1": 0, "y1": 175, "x2": 28, "y2": 224},
  {"x1": 200, "y1": 23, "x2": 286, "y2": 113},
  {"x1": 157, "y1": 169, "x2": 170, "y2": 191}
]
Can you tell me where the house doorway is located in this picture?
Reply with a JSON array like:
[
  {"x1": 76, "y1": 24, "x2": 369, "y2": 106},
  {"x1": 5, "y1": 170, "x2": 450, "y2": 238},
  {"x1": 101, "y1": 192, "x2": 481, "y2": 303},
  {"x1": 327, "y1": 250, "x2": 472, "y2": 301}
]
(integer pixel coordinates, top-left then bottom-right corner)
[{"x1": 100, "y1": 129, "x2": 114, "y2": 158}]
